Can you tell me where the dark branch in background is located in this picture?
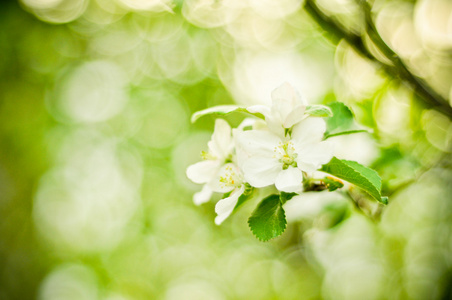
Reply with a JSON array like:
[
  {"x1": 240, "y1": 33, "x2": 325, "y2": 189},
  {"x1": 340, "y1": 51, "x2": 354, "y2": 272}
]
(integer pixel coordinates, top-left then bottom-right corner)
[
  {"x1": 304, "y1": 0, "x2": 452, "y2": 119},
  {"x1": 303, "y1": 0, "x2": 373, "y2": 61}
]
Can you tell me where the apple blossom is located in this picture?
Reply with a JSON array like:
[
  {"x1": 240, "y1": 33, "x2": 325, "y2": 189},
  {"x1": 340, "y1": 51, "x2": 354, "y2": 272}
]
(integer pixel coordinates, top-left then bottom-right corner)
[
  {"x1": 186, "y1": 118, "x2": 234, "y2": 205},
  {"x1": 247, "y1": 82, "x2": 308, "y2": 136},
  {"x1": 235, "y1": 117, "x2": 333, "y2": 193},
  {"x1": 211, "y1": 163, "x2": 245, "y2": 225},
  {"x1": 186, "y1": 119, "x2": 250, "y2": 224},
  {"x1": 186, "y1": 83, "x2": 385, "y2": 241}
]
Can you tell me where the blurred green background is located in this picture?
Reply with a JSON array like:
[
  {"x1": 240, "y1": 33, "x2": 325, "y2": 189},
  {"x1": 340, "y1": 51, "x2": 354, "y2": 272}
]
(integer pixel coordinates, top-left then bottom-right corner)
[{"x1": 1, "y1": 0, "x2": 452, "y2": 299}]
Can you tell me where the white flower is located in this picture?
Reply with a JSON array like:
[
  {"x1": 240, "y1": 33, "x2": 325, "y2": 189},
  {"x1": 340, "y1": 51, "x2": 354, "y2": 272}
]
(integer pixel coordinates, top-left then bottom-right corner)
[
  {"x1": 235, "y1": 117, "x2": 333, "y2": 193},
  {"x1": 247, "y1": 82, "x2": 308, "y2": 136},
  {"x1": 186, "y1": 118, "x2": 234, "y2": 205},
  {"x1": 211, "y1": 163, "x2": 245, "y2": 225}
]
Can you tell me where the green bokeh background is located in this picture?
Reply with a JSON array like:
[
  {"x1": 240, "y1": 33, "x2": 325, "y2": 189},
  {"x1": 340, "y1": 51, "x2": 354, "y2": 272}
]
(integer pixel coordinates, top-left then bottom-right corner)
[{"x1": 1, "y1": 0, "x2": 452, "y2": 299}]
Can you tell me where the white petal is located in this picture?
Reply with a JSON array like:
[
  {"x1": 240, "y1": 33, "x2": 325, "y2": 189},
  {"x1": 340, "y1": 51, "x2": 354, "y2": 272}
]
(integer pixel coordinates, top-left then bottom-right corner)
[
  {"x1": 252, "y1": 119, "x2": 269, "y2": 130},
  {"x1": 247, "y1": 105, "x2": 286, "y2": 136},
  {"x1": 266, "y1": 117, "x2": 286, "y2": 138},
  {"x1": 242, "y1": 156, "x2": 281, "y2": 187},
  {"x1": 209, "y1": 181, "x2": 234, "y2": 194},
  {"x1": 234, "y1": 139, "x2": 249, "y2": 170},
  {"x1": 271, "y1": 83, "x2": 306, "y2": 126},
  {"x1": 235, "y1": 130, "x2": 281, "y2": 157},
  {"x1": 233, "y1": 121, "x2": 264, "y2": 166},
  {"x1": 296, "y1": 141, "x2": 334, "y2": 172},
  {"x1": 186, "y1": 160, "x2": 221, "y2": 184},
  {"x1": 275, "y1": 166, "x2": 303, "y2": 193},
  {"x1": 236, "y1": 118, "x2": 256, "y2": 131},
  {"x1": 283, "y1": 105, "x2": 306, "y2": 128},
  {"x1": 296, "y1": 161, "x2": 317, "y2": 173},
  {"x1": 271, "y1": 82, "x2": 307, "y2": 105},
  {"x1": 214, "y1": 185, "x2": 245, "y2": 225},
  {"x1": 291, "y1": 117, "x2": 327, "y2": 146},
  {"x1": 208, "y1": 119, "x2": 232, "y2": 159},
  {"x1": 193, "y1": 184, "x2": 213, "y2": 205}
]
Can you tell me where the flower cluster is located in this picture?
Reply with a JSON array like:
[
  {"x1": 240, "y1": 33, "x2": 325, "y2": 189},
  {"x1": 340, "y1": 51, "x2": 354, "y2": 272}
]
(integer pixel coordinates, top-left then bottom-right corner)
[{"x1": 186, "y1": 83, "x2": 334, "y2": 225}]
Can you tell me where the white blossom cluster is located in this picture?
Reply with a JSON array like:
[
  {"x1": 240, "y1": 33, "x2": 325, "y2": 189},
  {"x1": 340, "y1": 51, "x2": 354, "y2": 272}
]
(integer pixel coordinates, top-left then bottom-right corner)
[{"x1": 186, "y1": 83, "x2": 334, "y2": 225}]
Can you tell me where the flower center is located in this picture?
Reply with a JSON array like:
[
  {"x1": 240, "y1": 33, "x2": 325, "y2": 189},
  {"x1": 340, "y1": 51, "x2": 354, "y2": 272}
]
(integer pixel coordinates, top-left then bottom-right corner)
[
  {"x1": 274, "y1": 141, "x2": 298, "y2": 169},
  {"x1": 219, "y1": 165, "x2": 242, "y2": 188}
]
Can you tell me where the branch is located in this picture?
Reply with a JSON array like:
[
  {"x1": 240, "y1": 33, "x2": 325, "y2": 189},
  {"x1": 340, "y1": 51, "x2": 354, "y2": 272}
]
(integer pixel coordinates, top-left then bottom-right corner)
[
  {"x1": 304, "y1": 0, "x2": 373, "y2": 61},
  {"x1": 304, "y1": 0, "x2": 452, "y2": 119}
]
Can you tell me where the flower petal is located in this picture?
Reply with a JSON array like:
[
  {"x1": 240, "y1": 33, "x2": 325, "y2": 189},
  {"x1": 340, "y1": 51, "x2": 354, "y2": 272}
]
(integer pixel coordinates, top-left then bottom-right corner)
[
  {"x1": 266, "y1": 118, "x2": 285, "y2": 138},
  {"x1": 296, "y1": 161, "x2": 317, "y2": 173},
  {"x1": 235, "y1": 129, "x2": 281, "y2": 157},
  {"x1": 242, "y1": 156, "x2": 281, "y2": 187},
  {"x1": 271, "y1": 82, "x2": 307, "y2": 105},
  {"x1": 214, "y1": 185, "x2": 245, "y2": 225},
  {"x1": 208, "y1": 118, "x2": 232, "y2": 159},
  {"x1": 193, "y1": 184, "x2": 213, "y2": 205},
  {"x1": 296, "y1": 141, "x2": 334, "y2": 172},
  {"x1": 291, "y1": 117, "x2": 326, "y2": 146},
  {"x1": 236, "y1": 118, "x2": 256, "y2": 130},
  {"x1": 248, "y1": 105, "x2": 285, "y2": 137},
  {"x1": 271, "y1": 83, "x2": 307, "y2": 127},
  {"x1": 275, "y1": 166, "x2": 303, "y2": 193},
  {"x1": 186, "y1": 160, "x2": 221, "y2": 184},
  {"x1": 283, "y1": 105, "x2": 307, "y2": 128}
]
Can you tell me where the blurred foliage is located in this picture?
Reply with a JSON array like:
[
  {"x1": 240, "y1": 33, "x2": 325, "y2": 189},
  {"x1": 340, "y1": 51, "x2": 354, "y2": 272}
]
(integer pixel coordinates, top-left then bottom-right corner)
[{"x1": 0, "y1": 0, "x2": 452, "y2": 299}]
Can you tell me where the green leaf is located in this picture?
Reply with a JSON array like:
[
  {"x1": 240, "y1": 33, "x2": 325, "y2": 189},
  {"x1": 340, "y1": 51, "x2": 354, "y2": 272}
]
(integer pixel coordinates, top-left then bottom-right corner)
[
  {"x1": 305, "y1": 105, "x2": 333, "y2": 117},
  {"x1": 321, "y1": 157, "x2": 388, "y2": 204},
  {"x1": 322, "y1": 177, "x2": 344, "y2": 191},
  {"x1": 191, "y1": 105, "x2": 265, "y2": 123},
  {"x1": 248, "y1": 195, "x2": 287, "y2": 241},
  {"x1": 326, "y1": 102, "x2": 353, "y2": 129},
  {"x1": 280, "y1": 192, "x2": 298, "y2": 204},
  {"x1": 325, "y1": 130, "x2": 369, "y2": 138},
  {"x1": 324, "y1": 102, "x2": 369, "y2": 139}
]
